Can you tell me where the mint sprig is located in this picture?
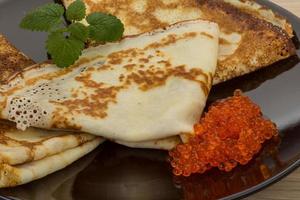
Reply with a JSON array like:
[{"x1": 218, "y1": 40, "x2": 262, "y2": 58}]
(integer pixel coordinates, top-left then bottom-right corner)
[{"x1": 20, "y1": 0, "x2": 124, "y2": 68}]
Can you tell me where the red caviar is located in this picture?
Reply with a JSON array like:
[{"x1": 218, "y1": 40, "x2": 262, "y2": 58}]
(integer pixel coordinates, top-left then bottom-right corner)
[{"x1": 169, "y1": 91, "x2": 278, "y2": 176}]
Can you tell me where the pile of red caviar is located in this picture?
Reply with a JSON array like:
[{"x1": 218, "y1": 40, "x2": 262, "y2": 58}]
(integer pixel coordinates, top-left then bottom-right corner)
[{"x1": 169, "y1": 91, "x2": 278, "y2": 177}]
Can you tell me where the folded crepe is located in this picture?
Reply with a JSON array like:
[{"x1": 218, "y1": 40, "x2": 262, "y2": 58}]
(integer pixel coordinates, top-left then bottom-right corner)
[
  {"x1": 0, "y1": 120, "x2": 98, "y2": 166},
  {"x1": 63, "y1": 0, "x2": 296, "y2": 84},
  {"x1": 0, "y1": 35, "x2": 104, "y2": 188},
  {"x1": 0, "y1": 138, "x2": 101, "y2": 188},
  {"x1": 0, "y1": 20, "x2": 220, "y2": 144}
]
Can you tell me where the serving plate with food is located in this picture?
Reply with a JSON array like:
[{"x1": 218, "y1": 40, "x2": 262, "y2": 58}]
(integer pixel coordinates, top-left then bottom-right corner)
[{"x1": 0, "y1": 0, "x2": 299, "y2": 199}]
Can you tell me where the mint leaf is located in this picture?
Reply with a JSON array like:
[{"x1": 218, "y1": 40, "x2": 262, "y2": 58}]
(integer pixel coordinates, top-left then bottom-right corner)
[
  {"x1": 20, "y1": 3, "x2": 64, "y2": 31},
  {"x1": 86, "y1": 12, "x2": 124, "y2": 42},
  {"x1": 46, "y1": 32, "x2": 84, "y2": 68},
  {"x1": 69, "y1": 23, "x2": 89, "y2": 42},
  {"x1": 66, "y1": 0, "x2": 86, "y2": 22}
]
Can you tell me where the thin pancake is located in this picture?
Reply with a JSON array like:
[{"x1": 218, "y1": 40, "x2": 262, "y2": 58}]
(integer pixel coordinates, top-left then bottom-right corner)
[
  {"x1": 0, "y1": 138, "x2": 103, "y2": 188},
  {"x1": 0, "y1": 34, "x2": 34, "y2": 84},
  {"x1": 223, "y1": 0, "x2": 293, "y2": 37},
  {"x1": 0, "y1": 20, "x2": 220, "y2": 143},
  {"x1": 62, "y1": 0, "x2": 296, "y2": 84},
  {"x1": 0, "y1": 120, "x2": 96, "y2": 165}
]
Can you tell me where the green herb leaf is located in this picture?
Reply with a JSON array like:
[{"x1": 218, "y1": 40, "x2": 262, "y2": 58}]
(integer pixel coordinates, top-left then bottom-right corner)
[
  {"x1": 20, "y1": 3, "x2": 64, "y2": 31},
  {"x1": 66, "y1": 0, "x2": 86, "y2": 22},
  {"x1": 46, "y1": 31, "x2": 84, "y2": 68},
  {"x1": 86, "y1": 12, "x2": 124, "y2": 42},
  {"x1": 69, "y1": 23, "x2": 89, "y2": 42}
]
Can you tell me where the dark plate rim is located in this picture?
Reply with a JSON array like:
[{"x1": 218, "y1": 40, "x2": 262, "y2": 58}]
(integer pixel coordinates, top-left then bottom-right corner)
[
  {"x1": 0, "y1": 1, "x2": 299, "y2": 200},
  {"x1": 222, "y1": 159, "x2": 300, "y2": 200},
  {"x1": 222, "y1": 1, "x2": 300, "y2": 199}
]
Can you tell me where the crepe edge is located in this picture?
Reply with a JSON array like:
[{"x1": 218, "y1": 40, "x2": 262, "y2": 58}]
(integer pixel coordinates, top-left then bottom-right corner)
[
  {"x1": 0, "y1": 34, "x2": 35, "y2": 84},
  {"x1": 0, "y1": 138, "x2": 103, "y2": 188}
]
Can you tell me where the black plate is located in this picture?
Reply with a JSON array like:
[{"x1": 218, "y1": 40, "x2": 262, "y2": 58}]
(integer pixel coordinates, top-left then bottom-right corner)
[{"x1": 0, "y1": 0, "x2": 299, "y2": 199}]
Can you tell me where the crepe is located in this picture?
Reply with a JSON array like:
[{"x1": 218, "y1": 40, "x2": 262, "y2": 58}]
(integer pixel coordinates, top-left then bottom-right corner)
[
  {"x1": 0, "y1": 20, "x2": 220, "y2": 143},
  {"x1": 62, "y1": 0, "x2": 296, "y2": 84},
  {"x1": 223, "y1": 0, "x2": 293, "y2": 37},
  {"x1": 0, "y1": 35, "x2": 103, "y2": 188},
  {"x1": 0, "y1": 34, "x2": 34, "y2": 84},
  {"x1": 0, "y1": 138, "x2": 102, "y2": 188},
  {"x1": 0, "y1": 120, "x2": 97, "y2": 166}
]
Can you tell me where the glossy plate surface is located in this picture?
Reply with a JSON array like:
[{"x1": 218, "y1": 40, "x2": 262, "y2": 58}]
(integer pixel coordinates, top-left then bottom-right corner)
[{"x1": 0, "y1": 0, "x2": 299, "y2": 199}]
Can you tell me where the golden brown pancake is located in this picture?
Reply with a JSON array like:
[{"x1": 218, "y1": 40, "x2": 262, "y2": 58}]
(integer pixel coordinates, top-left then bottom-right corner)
[
  {"x1": 223, "y1": 0, "x2": 293, "y2": 37},
  {"x1": 63, "y1": 0, "x2": 296, "y2": 84},
  {"x1": 0, "y1": 34, "x2": 34, "y2": 84}
]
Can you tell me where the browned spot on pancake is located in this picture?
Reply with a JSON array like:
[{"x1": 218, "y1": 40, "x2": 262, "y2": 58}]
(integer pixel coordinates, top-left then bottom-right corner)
[
  {"x1": 85, "y1": 66, "x2": 96, "y2": 72},
  {"x1": 126, "y1": 65, "x2": 209, "y2": 94},
  {"x1": 139, "y1": 58, "x2": 149, "y2": 63},
  {"x1": 200, "y1": 32, "x2": 214, "y2": 39},
  {"x1": 51, "y1": 114, "x2": 83, "y2": 130},
  {"x1": 0, "y1": 164, "x2": 21, "y2": 187},
  {"x1": 110, "y1": 48, "x2": 140, "y2": 59},
  {"x1": 219, "y1": 38, "x2": 231, "y2": 45},
  {"x1": 119, "y1": 74, "x2": 125, "y2": 82},
  {"x1": 145, "y1": 32, "x2": 197, "y2": 49},
  {"x1": 158, "y1": 60, "x2": 171, "y2": 67},
  {"x1": 124, "y1": 64, "x2": 136, "y2": 71},
  {"x1": 107, "y1": 53, "x2": 123, "y2": 65},
  {"x1": 98, "y1": 64, "x2": 113, "y2": 71}
]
